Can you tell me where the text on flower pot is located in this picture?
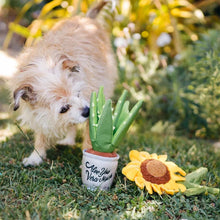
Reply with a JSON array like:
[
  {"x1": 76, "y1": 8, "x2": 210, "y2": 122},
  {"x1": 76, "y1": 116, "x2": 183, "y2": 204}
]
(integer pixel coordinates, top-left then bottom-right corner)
[{"x1": 85, "y1": 161, "x2": 113, "y2": 183}]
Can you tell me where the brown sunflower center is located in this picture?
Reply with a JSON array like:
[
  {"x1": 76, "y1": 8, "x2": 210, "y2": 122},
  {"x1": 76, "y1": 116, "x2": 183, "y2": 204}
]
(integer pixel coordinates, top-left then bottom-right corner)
[{"x1": 140, "y1": 159, "x2": 170, "y2": 184}]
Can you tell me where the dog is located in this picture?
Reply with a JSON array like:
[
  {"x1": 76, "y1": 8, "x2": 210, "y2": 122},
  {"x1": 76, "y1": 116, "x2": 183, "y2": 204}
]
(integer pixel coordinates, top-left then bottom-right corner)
[{"x1": 11, "y1": 1, "x2": 117, "y2": 166}]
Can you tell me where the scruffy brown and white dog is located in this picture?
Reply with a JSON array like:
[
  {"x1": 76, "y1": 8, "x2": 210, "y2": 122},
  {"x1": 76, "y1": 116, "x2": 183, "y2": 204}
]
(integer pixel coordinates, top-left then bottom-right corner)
[{"x1": 11, "y1": 1, "x2": 117, "y2": 166}]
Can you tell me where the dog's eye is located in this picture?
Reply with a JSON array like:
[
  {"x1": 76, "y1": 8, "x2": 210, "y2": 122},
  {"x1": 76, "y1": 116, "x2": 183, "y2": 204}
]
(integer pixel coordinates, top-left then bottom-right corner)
[
  {"x1": 70, "y1": 65, "x2": 80, "y2": 72},
  {"x1": 60, "y1": 104, "x2": 71, "y2": 114}
]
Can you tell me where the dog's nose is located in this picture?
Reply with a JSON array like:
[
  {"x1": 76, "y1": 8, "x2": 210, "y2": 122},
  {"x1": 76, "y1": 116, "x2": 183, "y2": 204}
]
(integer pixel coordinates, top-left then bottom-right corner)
[{"x1": 82, "y1": 106, "x2": 90, "y2": 118}]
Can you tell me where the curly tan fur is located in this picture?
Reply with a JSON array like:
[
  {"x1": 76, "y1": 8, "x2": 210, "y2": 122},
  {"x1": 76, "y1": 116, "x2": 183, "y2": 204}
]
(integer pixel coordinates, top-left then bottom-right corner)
[{"x1": 11, "y1": 10, "x2": 117, "y2": 166}]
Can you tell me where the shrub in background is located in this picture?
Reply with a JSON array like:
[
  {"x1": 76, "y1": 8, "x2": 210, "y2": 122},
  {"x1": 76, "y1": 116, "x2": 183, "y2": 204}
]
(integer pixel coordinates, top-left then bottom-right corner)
[
  {"x1": 125, "y1": 30, "x2": 220, "y2": 139},
  {"x1": 181, "y1": 30, "x2": 220, "y2": 138}
]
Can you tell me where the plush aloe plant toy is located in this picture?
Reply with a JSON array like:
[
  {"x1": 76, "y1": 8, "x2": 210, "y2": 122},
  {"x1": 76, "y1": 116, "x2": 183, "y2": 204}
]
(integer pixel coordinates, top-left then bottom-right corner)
[{"x1": 89, "y1": 87, "x2": 143, "y2": 153}]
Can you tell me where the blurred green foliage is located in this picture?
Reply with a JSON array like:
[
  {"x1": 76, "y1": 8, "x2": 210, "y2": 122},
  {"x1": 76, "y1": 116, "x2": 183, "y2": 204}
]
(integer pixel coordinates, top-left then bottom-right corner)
[
  {"x1": 2, "y1": 0, "x2": 220, "y2": 139},
  {"x1": 128, "y1": 30, "x2": 220, "y2": 139},
  {"x1": 3, "y1": 0, "x2": 219, "y2": 53},
  {"x1": 181, "y1": 30, "x2": 220, "y2": 138}
]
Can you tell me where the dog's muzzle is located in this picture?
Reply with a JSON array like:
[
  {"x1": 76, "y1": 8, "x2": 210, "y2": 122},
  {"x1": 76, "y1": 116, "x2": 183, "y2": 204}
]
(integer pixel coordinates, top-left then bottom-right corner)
[{"x1": 81, "y1": 106, "x2": 90, "y2": 118}]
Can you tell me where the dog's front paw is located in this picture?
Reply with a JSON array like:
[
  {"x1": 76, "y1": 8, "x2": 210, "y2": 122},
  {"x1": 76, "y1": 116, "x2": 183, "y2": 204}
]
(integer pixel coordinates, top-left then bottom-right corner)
[{"x1": 23, "y1": 151, "x2": 44, "y2": 166}]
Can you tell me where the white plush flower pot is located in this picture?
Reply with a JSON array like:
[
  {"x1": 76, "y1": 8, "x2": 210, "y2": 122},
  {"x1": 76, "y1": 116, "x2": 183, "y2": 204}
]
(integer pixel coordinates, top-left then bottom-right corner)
[{"x1": 81, "y1": 150, "x2": 120, "y2": 190}]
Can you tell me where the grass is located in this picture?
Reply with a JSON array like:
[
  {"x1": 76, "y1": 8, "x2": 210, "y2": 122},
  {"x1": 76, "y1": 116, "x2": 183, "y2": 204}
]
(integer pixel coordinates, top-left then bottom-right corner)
[
  {"x1": 0, "y1": 79, "x2": 220, "y2": 219},
  {"x1": 0, "y1": 124, "x2": 220, "y2": 219}
]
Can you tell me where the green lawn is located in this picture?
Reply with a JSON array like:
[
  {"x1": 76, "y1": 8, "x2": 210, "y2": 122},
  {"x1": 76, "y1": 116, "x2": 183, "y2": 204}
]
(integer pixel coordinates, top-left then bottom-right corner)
[
  {"x1": 0, "y1": 78, "x2": 220, "y2": 219},
  {"x1": 0, "y1": 122, "x2": 220, "y2": 219}
]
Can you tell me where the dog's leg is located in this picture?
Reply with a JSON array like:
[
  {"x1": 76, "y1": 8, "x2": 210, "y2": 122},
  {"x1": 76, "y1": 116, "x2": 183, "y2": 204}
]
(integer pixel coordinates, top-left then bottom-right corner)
[
  {"x1": 57, "y1": 126, "x2": 76, "y2": 146},
  {"x1": 82, "y1": 121, "x2": 92, "y2": 150},
  {"x1": 23, "y1": 133, "x2": 48, "y2": 166}
]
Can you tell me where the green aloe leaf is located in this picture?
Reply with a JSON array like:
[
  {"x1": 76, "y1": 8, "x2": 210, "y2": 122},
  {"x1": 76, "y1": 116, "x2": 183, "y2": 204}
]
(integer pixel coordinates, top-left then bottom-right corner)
[
  {"x1": 97, "y1": 86, "x2": 105, "y2": 118},
  {"x1": 115, "y1": 100, "x2": 130, "y2": 132},
  {"x1": 113, "y1": 90, "x2": 128, "y2": 127},
  {"x1": 94, "y1": 99, "x2": 114, "y2": 153},
  {"x1": 89, "y1": 91, "x2": 98, "y2": 147},
  {"x1": 89, "y1": 87, "x2": 143, "y2": 153},
  {"x1": 112, "y1": 100, "x2": 143, "y2": 147}
]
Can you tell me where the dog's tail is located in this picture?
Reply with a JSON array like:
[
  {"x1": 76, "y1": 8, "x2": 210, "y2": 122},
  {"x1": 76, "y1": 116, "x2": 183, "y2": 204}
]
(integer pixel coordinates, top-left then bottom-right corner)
[
  {"x1": 86, "y1": 0, "x2": 117, "y2": 31},
  {"x1": 86, "y1": 0, "x2": 108, "y2": 19}
]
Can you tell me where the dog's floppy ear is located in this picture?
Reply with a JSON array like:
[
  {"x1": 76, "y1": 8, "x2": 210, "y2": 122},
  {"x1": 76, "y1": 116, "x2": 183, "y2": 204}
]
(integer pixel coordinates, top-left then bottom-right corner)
[
  {"x1": 13, "y1": 84, "x2": 36, "y2": 111},
  {"x1": 62, "y1": 57, "x2": 80, "y2": 73}
]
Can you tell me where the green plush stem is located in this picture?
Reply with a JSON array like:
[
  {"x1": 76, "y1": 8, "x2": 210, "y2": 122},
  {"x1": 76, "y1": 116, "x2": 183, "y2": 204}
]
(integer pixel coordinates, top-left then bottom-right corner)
[
  {"x1": 184, "y1": 186, "x2": 219, "y2": 196},
  {"x1": 112, "y1": 100, "x2": 143, "y2": 147},
  {"x1": 183, "y1": 181, "x2": 200, "y2": 189},
  {"x1": 113, "y1": 90, "x2": 128, "y2": 128},
  {"x1": 89, "y1": 92, "x2": 98, "y2": 147},
  {"x1": 94, "y1": 99, "x2": 114, "y2": 153},
  {"x1": 182, "y1": 167, "x2": 220, "y2": 196},
  {"x1": 206, "y1": 187, "x2": 219, "y2": 195},
  {"x1": 183, "y1": 181, "x2": 219, "y2": 195},
  {"x1": 184, "y1": 188, "x2": 206, "y2": 197},
  {"x1": 97, "y1": 86, "x2": 105, "y2": 119},
  {"x1": 185, "y1": 167, "x2": 208, "y2": 184}
]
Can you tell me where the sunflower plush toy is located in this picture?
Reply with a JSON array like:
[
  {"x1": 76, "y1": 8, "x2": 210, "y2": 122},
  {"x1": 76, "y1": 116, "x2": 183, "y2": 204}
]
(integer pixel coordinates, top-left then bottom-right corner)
[{"x1": 122, "y1": 150, "x2": 219, "y2": 196}]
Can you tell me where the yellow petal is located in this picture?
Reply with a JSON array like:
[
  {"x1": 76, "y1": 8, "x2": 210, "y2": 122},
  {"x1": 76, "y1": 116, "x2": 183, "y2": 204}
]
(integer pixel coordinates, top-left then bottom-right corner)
[
  {"x1": 140, "y1": 151, "x2": 150, "y2": 159},
  {"x1": 171, "y1": 173, "x2": 186, "y2": 182},
  {"x1": 157, "y1": 154, "x2": 167, "y2": 162},
  {"x1": 176, "y1": 183, "x2": 186, "y2": 192},
  {"x1": 152, "y1": 184, "x2": 162, "y2": 195},
  {"x1": 163, "y1": 182, "x2": 186, "y2": 194},
  {"x1": 165, "y1": 162, "x2": 186, "y2": 176},
  {"x1": 135, "y1": 170, "x2": 143, "y2": 178},
  {"x1": 135, "y1": 176, "x2": 145, "y2": 189},
  {"x1": 162, "y1": 187, "x2": 175, "y2": 195},
  {"x1": 150, "y1": 153, "x2": 158, "y2": 159},
  {"x1": 122, "y1": 166, "x2": 140, "y2": 181},
  {"x1": 163, "y1": 180, "x2": 186, "y2": 193},
  {"x1": 163, "y1": 180, "x2": 178, "y2": 190},
  {"x1": 126, "y1": 161, "x2": 141, "y2": 166},
  {"x1": 129, "y1": 150, "x2": 148, "y2": 162},
  {"x1": 145, "y1": 182, "x2": 153, "y2": 194},
  {"x1": 122, "y1": 164, "x2": 139, "y2": 171},
  {"x1": 129, "y1": 150, "x2": 142, "y2": 161}
]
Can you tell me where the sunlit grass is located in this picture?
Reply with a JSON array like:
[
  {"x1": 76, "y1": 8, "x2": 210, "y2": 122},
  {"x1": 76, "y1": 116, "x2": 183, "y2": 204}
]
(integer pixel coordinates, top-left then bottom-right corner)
[
  {"x1": 0, "y1": 127, "x2": 14, "y2": 142},
  {"x1": 0, "y1": 112, "x2": 10, "y2": 120}
]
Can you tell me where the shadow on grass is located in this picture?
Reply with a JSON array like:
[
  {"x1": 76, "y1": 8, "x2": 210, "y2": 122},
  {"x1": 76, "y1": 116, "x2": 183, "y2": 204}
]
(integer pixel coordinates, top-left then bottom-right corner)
[
  {"x1": 0, "y1": 129, "x2": 83, "y2": 167},
  {"x1": 47, "y1": 144, "x2": 83, "y2": 165}
]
